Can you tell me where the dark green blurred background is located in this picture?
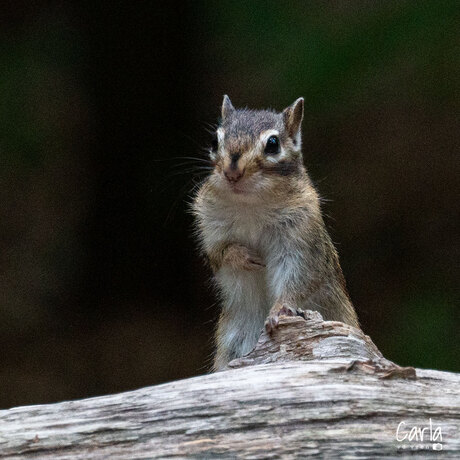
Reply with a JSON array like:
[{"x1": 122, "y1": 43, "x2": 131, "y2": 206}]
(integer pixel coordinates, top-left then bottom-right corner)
[{"x1": 0, "y1": 1, "x2": 458, "y2": 408}]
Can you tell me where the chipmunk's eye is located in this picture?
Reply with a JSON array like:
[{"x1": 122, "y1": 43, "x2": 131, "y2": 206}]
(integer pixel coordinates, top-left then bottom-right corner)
[
  {"x1": 211, "y1": 134, "x2": 218, "y2": 153},
  {"x1": 264, "y1": 135, "x2": 280, "y2": 155}
]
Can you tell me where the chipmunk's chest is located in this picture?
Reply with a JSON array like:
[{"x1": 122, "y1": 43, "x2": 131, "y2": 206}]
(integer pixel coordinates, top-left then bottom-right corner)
[{"x1": 207, "y1": 204, "x2": 270, "y2": 250}]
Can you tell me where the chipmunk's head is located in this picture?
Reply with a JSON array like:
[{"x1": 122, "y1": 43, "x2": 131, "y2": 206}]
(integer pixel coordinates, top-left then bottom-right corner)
[{"x1": 208, "y1": 96, "x2": 305, "y2": 197}]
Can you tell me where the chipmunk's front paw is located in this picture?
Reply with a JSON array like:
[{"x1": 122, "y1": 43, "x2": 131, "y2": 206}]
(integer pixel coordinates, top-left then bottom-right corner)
[
  {"x1": 265, "y1": 303, "x2": 301, "y2": 334},
  {"x1": 222, "y1": 244, "x2": 265, "y2": 271}
]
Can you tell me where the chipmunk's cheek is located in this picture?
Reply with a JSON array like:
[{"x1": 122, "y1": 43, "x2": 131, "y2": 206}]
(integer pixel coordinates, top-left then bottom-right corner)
[{"x1": 215, "y1": 171, "x2": 234, "y2": 191}]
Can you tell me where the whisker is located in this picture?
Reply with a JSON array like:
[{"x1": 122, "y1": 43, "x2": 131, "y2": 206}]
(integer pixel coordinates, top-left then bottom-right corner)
[
  {"x1": 173, "y1": 156, "x2": 211, "y2": 163},
  {"x1": 151, "y1": 155, "x2": 211, "y2": 164},
  {"x1": 169, "y1": 161, "x2": 212, "y2": 170},
  {"x1": 201, "y1": 121, "x2": 218, "y2": 131},
  {"x1": 162, "y1": 169, "x2": 211, "y2": 181}
]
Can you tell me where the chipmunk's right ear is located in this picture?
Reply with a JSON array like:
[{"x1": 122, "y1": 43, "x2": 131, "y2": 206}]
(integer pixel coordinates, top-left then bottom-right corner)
[
  {"x1": 283, "y1": 97, "x2": 304, "y2": 139},
  {"x1": 221, "y1": 95, "x2": 235, "y2": 120}
]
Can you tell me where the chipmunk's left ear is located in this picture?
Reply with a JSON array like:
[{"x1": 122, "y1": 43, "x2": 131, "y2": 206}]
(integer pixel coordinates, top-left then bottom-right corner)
[
  {"x1": 283, "y1": 97, "x2": 304, "y2": 138},
  {"x1": 221, "y1": 95, "x2": 235, "y2": 120}
]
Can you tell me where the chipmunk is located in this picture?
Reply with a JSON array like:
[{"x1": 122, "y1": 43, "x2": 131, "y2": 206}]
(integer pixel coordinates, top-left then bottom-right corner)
[{"x1": 193, "y1": 96, "x2": 359, "y2": 371}]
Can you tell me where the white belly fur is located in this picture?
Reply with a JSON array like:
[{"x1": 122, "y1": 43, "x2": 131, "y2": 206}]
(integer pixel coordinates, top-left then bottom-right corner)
[{"x1": 210, "y1": 207, "x2": 274, "y2": 359}]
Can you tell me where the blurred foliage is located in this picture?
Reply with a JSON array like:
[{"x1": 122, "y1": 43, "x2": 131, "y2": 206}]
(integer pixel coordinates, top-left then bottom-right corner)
[
  {"x1": 384, "y1": 290, "x2": 457, "y2": 370},
  {"x1": 0, "y1": 12, "x2": 85, "y2": 168},
  {"x1": 0, "y1": 1, "x2": 458, "y2": 408},
  {"x1": 207, "y1": 0, "x2": 459, "y2": 113}
]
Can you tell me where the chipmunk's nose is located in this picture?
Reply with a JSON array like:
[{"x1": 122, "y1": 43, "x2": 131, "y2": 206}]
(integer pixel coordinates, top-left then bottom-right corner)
[
  {"x1": 224, "y1": 168, "x2": 244, "y2": 183},
  {"x1": 224, "y1": 153, "x2": 244, "y2": 183}
]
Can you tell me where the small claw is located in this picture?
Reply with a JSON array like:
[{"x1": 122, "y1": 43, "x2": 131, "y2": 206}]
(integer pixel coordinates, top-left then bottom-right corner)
[
  {"x1": 265, "y1": 314, "x2": 279, "y2": 334},
  {"x1": 265, "y1": 305, "x2": 303, "y2": 335},
  {"x1": 278, "y1": 305, "x2": 297, "y2": 317},
  {"x1": 222, "y1": 244, "x2": 265, "y2": 271},
  {"x1": 247, "y1": 256, "x2": 265, "y2": 270}
]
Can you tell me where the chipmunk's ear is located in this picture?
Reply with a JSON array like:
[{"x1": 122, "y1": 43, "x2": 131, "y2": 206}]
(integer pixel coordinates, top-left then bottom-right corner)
[
  {"x1": 283, "y1": 97, "x2": 304, "y2": 138},
  {"x1": 221, "y1": 95, "x2": 235, "y2": 120}
]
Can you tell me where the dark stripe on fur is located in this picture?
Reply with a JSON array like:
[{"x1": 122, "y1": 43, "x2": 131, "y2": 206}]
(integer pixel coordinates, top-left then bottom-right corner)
[{"x1": 262, "y1": 161, "x2": 299, "y2": 177}]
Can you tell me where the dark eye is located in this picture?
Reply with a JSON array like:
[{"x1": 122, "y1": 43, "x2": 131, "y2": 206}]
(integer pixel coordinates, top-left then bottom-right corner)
[
  {"x1": 264, "y1": 135, "x2": 280, "y2": 155},
  {"x1": 211, "y1": 134, "x2": 218, "y2": 152}
]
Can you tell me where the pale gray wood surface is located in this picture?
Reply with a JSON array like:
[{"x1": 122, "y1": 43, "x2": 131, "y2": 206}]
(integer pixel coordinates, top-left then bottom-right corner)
[{"x1": 1, "y1": 311, "x2": 459, "y2": 459}]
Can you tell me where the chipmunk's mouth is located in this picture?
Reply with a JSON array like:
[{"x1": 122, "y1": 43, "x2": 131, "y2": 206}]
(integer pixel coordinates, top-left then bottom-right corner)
[
  {"x1": 229, "y1": 184, "x2": 244, "y2": 194},
  {"x1": 228, "y1": 181, "x2": 251, "y2": 194},
  {"x1": 220, "y1": 173, "x2": 260, "y2": 196},
  {"x1": 216, "y1": 171, "x2": 256, "y2": 196}
]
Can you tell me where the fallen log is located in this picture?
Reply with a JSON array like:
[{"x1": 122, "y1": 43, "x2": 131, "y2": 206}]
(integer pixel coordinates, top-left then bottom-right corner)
[{"x1": 1, "y1": 310, "x2": 459, "y2": 458}]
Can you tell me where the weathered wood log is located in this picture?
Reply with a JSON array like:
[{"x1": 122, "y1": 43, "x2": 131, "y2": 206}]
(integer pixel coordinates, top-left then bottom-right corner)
[{"x1": 1, "y1": 310, "x2": 459, "y2": 458}]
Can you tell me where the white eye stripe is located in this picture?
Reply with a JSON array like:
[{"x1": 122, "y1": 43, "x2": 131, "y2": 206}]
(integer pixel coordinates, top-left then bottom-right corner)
[
  {"x1": 210, "y1": 128, "x2": 225, "y2": 159},
  {"x1": 259, "y1": 129, "x2": 279, "y2": 144},
  {"x1": 217, "y1": 128, "x2": 225, "y2": 144},
  {"x1": 265, "y1": 155, "x2": 279, "y2": 163}
]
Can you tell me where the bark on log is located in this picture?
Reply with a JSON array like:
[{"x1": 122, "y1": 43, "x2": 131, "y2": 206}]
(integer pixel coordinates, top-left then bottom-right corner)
[{"x1": 1, "y1": 310, "x2": 459, "y2": 459}]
